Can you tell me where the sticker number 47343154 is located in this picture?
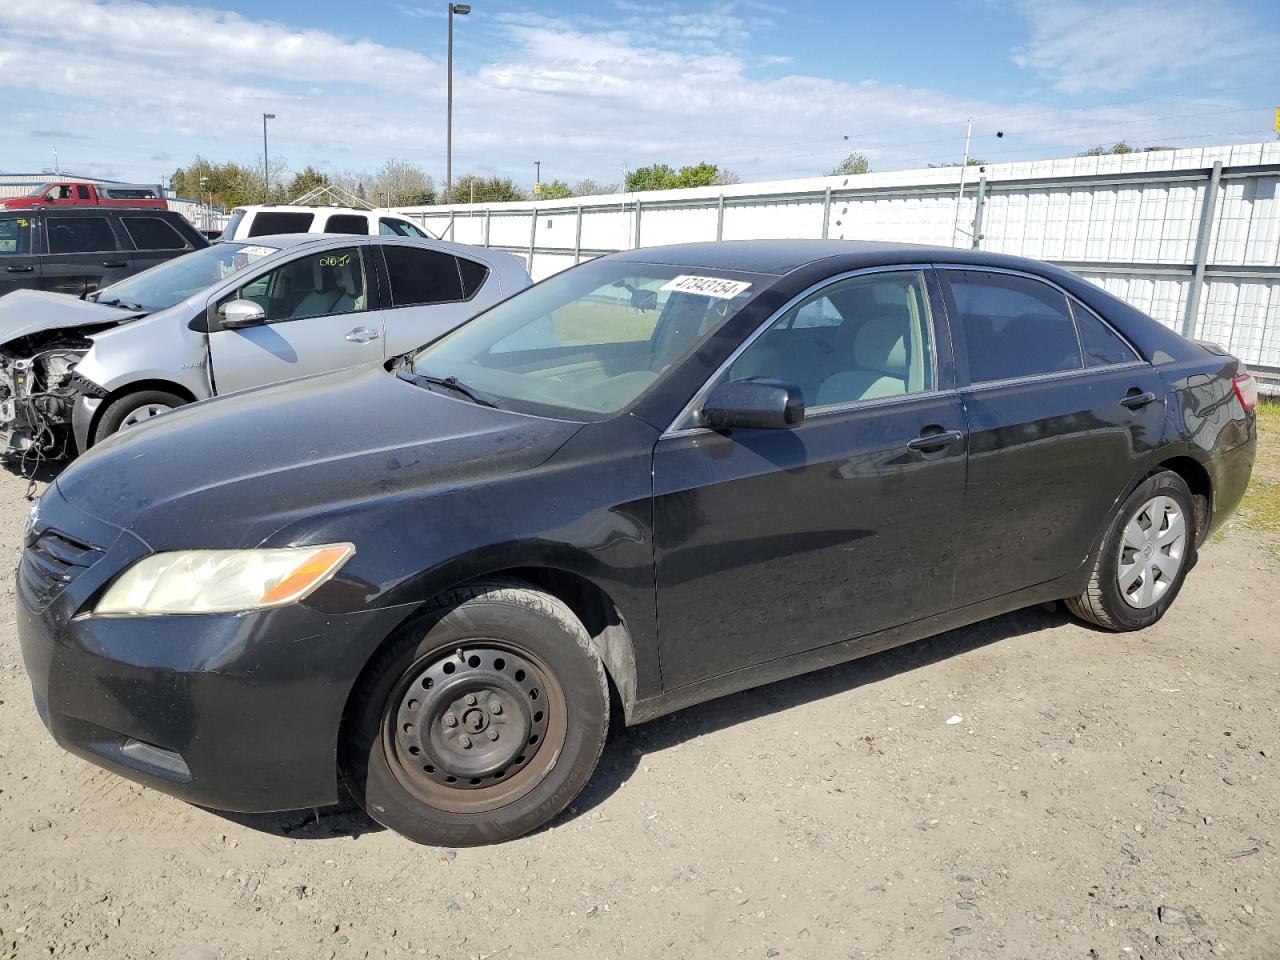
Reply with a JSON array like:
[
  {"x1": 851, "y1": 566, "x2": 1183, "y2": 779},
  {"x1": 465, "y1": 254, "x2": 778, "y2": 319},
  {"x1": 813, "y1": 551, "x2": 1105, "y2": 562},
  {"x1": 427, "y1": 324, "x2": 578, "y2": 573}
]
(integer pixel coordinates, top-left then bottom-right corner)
[{"x1": 660, "y1": 275, "x2": 752, "y2": 299}]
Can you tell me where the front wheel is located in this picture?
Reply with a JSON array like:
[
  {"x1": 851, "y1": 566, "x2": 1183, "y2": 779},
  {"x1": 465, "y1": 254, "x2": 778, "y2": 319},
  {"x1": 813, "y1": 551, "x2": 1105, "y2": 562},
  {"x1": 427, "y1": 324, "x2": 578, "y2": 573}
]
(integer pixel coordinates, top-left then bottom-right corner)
[
  {"x1": 1066, "y1": 469, "x2": 1196, "y2": 631},
  {"x1": 92, "y1": 389, "x2": 188, "y2": 444},
  {"x1": 341, "y1": 580, "x2": 609, "y2": 846}
]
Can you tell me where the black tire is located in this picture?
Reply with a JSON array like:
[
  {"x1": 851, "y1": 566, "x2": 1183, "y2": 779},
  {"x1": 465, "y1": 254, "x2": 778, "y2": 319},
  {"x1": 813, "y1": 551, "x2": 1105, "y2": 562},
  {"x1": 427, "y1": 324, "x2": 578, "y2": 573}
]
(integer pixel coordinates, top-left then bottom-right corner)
[
  {"x1": 92, "y1": 389, "x2": 187, "y2": 444},
  {"x1": 341, "y1": 579, "x2": 609, "y2": 846},
  {"x1": 1066, "y1": 469, "x2": 1197, "y2": 631}
]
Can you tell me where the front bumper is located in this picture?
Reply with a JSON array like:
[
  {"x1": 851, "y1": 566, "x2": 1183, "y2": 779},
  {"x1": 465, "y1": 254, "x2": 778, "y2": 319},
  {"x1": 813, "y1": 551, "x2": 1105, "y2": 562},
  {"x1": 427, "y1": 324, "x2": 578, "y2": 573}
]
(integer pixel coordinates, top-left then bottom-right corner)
[{"x1": 17, "y1": 482, "x2": 412, "y2": 813}]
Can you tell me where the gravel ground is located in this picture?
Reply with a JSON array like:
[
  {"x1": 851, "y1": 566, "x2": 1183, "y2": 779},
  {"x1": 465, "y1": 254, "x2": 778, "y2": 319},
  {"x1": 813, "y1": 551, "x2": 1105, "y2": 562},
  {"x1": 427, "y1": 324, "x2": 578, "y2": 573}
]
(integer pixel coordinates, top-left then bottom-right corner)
[{"x1": 0, "y1": 454, "x2": 1276, "y2": 960}]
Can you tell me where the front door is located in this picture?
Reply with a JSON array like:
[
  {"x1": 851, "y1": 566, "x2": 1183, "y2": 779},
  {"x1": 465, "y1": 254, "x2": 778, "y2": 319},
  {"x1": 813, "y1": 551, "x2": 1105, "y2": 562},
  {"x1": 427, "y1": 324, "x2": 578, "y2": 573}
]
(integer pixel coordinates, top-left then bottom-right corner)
[
  {"x1": 208, "y1": 244, "x2": 385, "y2": 395},
  {"x1": 39, "y1": 214, "x2": 128, "y2": 295},
  {"x1": 0, "y1": 214, "x2": 40, "y2": 295},
  {"x1": 940, "y1": 267, "x2": 1167, "y2": 605},
  {"x1": 652, "y1": 268, "x2": 968, "y2": 688}
]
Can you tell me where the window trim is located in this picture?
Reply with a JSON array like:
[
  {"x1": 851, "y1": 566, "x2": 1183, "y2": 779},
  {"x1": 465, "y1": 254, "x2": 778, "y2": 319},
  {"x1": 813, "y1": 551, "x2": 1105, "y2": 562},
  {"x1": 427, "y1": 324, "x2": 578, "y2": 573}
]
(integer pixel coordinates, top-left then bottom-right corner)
[
  {"x1": 662, "y1": 264, "x2": 944, "y2": 439},
  {"x1": 932, "y1": 262, "x2": 1146, "y2": 389}
]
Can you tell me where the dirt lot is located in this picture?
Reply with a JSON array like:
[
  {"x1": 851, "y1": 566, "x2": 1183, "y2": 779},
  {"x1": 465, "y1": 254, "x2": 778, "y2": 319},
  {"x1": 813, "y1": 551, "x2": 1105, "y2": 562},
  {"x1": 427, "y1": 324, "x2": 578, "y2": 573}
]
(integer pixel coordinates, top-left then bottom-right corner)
[{"x1": 1, "y1": 411, "x2": 1278, "y2": 960}]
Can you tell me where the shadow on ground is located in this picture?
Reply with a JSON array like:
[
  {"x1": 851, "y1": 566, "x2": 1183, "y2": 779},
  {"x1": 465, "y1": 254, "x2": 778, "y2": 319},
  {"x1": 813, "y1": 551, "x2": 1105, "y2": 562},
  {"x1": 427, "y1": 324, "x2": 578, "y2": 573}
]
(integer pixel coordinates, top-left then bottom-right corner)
[{"x1": 212, "y1": 602, "x2": 1070, "y2": 843}]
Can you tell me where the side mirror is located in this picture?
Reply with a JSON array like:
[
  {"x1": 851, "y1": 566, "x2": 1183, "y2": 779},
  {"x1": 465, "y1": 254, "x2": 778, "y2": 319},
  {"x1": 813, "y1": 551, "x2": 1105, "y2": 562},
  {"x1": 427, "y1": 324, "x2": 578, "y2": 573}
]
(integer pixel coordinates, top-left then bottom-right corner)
[
  {"x1": 220, "y1": 299, "x2": 266, "y2": 329},
  {"x1": 701, "y1": 378, "x2": 804, "y2": 431}
]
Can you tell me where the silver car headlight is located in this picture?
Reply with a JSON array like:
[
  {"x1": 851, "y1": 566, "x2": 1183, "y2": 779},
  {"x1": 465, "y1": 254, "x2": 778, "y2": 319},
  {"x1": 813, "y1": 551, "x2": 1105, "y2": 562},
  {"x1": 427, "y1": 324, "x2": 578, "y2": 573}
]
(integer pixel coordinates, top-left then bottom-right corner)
[{"x1": 93, "y1": 543, "x2": 355, "y2": 616}]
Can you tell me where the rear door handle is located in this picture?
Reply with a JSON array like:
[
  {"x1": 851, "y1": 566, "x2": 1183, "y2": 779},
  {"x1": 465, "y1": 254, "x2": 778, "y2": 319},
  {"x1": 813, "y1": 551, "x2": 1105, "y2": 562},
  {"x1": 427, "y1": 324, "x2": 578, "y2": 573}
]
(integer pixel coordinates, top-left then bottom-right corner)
[
  {"x1": 5, "y1": 265, "x2": 34, "y2": 273},
  {"x1": 101, "y1": 260, "x2": 128, "y2": 268},
  {"x1": 906, "y1": 428, "x2": 964, "y2": 452},
  {"x1": 345, "y1": 326, "x2": 380, "y2": 343},
  {"x1": 1120, "y1": 390, "x2": 1157, "y2": 409}
]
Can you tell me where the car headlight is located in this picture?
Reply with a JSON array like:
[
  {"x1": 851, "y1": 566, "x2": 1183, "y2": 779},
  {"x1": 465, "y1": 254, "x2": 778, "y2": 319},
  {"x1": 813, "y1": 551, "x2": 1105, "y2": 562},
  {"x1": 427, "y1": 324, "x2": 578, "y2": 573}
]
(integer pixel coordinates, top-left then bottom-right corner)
[{"x1": 93, "y1": 543, "x2": 355, "y2": 616}]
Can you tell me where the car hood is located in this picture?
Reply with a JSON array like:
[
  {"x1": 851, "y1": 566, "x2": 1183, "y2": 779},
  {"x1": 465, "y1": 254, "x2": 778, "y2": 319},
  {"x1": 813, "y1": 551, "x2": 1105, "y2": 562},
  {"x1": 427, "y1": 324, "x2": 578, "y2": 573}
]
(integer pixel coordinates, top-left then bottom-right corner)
[
  {"x1": 0, "y1": 289, "x2": 143, "y2": 345},
  {"x1": 55, "y1": 364, "x2": 584, "y2": 548}
]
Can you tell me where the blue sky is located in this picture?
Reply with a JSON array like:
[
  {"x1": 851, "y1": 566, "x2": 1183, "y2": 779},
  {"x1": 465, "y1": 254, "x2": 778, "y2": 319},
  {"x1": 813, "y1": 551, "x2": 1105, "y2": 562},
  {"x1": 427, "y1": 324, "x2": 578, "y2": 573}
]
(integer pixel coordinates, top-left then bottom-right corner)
[{"x1": 1, "y1": 0, "x2": 1277, "y2": 191}]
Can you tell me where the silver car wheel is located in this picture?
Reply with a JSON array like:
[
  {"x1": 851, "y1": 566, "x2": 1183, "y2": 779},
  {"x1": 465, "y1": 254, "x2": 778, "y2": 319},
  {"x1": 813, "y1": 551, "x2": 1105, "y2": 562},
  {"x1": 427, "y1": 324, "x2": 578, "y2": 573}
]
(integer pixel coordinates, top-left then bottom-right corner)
[
  {"x1": 1116, "y1": 495, "x2": 1186, "y2": 609},
  {"x1": 120, "y1": 402, "x2": 173, "y2": 430}
]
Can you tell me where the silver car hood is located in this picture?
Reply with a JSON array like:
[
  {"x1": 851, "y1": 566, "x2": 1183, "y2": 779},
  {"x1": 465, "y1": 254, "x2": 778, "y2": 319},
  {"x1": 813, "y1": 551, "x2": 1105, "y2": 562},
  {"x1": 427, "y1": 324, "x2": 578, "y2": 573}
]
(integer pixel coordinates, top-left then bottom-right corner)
[{"x1": 0, "y1": 289, "x2": 144, "y2": 345}]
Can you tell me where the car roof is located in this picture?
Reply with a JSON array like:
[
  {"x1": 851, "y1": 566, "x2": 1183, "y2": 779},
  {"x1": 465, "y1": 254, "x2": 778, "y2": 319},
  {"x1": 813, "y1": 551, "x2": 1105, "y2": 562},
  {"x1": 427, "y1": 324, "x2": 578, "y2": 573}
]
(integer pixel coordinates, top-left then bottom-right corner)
[
  {"x1": 607, "y1": 239, "x2": 1072, "y2": 279},
  {"x1": 232, "y1": 205, "x2": 410, "y2": 215}
]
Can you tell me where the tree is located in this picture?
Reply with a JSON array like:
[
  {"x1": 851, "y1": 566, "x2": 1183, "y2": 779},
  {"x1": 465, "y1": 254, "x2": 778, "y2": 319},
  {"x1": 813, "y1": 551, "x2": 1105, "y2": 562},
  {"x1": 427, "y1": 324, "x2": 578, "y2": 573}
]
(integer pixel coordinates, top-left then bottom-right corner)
[
  {"x1": 538, "y1": 179, "x2": 575, "y2": 200},
  {"x1": 1078, "y1": 142, "x2": 1134, "y2": 157},
  {"x1": 287, "y1": 166, "x2": 330, "y2": 199},
  {"x1": 170, "y1": 156, "x2": 278, "y2": 209},
  {"x1": 625, "y1": 162, "x2": 733, "y2": 192},
  {"x1": 369, "y1": 158, "x2": 436, "y2": 206},
  {"x1": 829, "y1": 152, "x2": 871, "y2": 176},
  {"x1": 928, "y1": 158, "x2": 987, "y2": 168},
  {"x1": 448, "y1": 174, "x2": 528, "y2": 204},
  {"x1": 571, "y1": 178, "x2": 619, "y2": 196}
]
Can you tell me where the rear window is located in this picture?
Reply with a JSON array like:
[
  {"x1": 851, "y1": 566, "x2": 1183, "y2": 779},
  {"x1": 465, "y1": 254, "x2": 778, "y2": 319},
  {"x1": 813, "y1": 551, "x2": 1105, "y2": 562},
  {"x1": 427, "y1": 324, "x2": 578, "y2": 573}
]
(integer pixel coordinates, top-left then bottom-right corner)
[
  {"x1": 100, "y1": 187, "x2": 161, "y2": 200},
  {"x1": 325, "y1": 214, "x2": 369, "y2": 235},
  {"x1": 248, "y1": 211, "x2": 315, "y2": 237},
  {"x1": 76, "y1": 185, "x2": 91, "y2": 200},
  {"x1": 46, "y1": 217, "x2": 119, "y2": 254},
  {"x1": 382, "y1": 245, "x2": 463, "y2": 306},
  {"x1": 121, "y1": 216, "x2": 189, "y2": 250}
]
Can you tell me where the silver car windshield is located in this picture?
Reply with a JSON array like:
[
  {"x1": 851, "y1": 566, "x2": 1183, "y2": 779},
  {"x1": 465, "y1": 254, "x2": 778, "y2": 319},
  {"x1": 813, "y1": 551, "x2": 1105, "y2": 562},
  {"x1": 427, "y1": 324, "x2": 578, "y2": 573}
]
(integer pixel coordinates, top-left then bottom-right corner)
[
  {"x1": 95, "y1": 242, "x2": 279, "y2": 312},
  {"x1": 411, "y1": 260, "x2": 759, "y2": 421}
]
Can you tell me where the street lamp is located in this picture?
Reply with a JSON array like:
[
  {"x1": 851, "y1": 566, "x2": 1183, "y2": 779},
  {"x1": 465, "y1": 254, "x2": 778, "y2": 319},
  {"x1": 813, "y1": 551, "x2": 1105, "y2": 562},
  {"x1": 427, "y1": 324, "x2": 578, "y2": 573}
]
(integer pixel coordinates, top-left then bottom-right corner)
[
  {"x1": 262, "y1": 112, "x2": 276, "y2": 202},
  {"x1": 199, "y1": 175, "x2": 210, "y2": 230},
  {"x1": 446, "y1": 3, "x2": 471, "y2": 204},
  {"x1": 534, "y1": 160, "x2": 541, "y2": 197}
]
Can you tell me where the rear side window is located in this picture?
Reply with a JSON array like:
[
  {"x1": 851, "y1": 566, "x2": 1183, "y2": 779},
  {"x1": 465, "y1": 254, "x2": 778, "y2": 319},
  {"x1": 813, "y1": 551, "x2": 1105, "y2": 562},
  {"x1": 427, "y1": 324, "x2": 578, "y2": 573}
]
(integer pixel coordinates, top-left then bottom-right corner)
[
  {"x1": 1071, "y1": 300, "x2": 1139, "y2": 366},
  {"x1": 379, "y1": 217, "x2": 428, "y2": 238},
  {"x1": 248, "y1": 211, "x2": 315, "y2": 236},
  {"x1": 382, "y1": 246, "x2": 463, "y2": 306},
  {"x1": 46, "y1": 217, "x2": 119, "y2": 254},
  {"x1": 458, "y1": 257, "x2": 489, "y2": 299},
  {"x1": 325, "y1": 214, "x2": 369, "y2": 235},
  {"x1": 76, "y1": 185, "x2": 91, "y2": 200},
  {"x1": 947, "y1": 270, "x2": 1081, "y2": 384},
  {"x1": 121, "y1": 216, "x2": 189, "y2": 250},
  {"x1": 0, "y1": 217, "x2": 32, "y2": 255}
]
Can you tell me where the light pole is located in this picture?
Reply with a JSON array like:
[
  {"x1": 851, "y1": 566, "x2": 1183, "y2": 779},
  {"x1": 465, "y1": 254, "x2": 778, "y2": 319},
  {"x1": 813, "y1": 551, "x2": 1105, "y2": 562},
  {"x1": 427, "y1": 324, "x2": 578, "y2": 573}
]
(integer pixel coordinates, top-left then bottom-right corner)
[
  {"x1": 446, "y1": 3, "x2": 471, "y2": 204},
  {"x1": 262, "y1": 113, "x2": 276, "y2": 202},
  {"x1": 200, "y1": 176, "x2": 210, "y2": 230}
]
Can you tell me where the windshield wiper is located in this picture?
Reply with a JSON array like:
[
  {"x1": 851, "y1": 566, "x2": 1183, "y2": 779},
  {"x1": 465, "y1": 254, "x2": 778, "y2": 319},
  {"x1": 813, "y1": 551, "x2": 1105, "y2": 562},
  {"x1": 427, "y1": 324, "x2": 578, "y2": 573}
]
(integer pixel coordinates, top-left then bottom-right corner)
[
  {"x1": 395, "y1": 359, "x2": 498, "y2": 408},
  {"x1": 96, "y1": 297, "x2": 145, "y2": 311}
]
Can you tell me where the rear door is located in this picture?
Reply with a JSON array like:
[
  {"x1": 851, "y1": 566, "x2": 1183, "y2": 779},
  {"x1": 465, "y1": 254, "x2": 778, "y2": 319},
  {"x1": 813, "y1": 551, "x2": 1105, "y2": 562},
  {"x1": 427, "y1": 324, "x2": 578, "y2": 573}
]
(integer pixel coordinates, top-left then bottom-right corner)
[
  {"x1": 116, "y1": 212, "x2": 197, "y2": 272},
  {"x1": 0, "y1": 213, "x2": 41, "y2": 295},
  {"x1": 375, "y1": 243, "x2": 485, "y2": 355},
  {"x1": 39, "y1": 214, "x2": 130, "y2": 295},
  {"x1": 940, "y1": 266, "x2": 1166, "y2": 605},
  {"x1": 207, "y1": 243, "x2": 385, "y2": 394}
]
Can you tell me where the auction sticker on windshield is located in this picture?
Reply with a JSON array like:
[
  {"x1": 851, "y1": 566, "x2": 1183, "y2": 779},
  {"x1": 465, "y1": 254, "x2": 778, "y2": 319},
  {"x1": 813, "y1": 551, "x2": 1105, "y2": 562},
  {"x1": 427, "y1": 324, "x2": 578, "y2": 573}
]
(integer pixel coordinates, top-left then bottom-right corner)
[{"x1": 661, "y1": 275, "x2": 752, "y2": 299}]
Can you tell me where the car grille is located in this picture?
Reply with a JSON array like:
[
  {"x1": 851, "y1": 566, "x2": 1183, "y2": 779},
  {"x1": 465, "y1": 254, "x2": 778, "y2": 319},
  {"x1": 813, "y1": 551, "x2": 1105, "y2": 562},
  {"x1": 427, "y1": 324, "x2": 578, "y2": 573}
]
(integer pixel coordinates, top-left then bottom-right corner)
[{"x1": 21, "y1": 529, "x2": 103, "y2": 608}]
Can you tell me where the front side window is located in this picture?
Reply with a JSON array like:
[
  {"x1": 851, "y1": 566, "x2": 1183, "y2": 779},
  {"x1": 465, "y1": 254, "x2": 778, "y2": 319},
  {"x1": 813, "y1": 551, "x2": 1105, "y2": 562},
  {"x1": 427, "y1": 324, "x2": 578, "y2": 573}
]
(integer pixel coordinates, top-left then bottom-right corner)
[
  {"x1": 412, "y1": 261, "x2": 758, "y2": 419},
  {"x1": 947, "y1": 270, "x2": 1081, "y2": 384},
  {"x1": 46, "y1": 217, "x2": 118, "y2": 254},
  {"x1": 383, "y1": 246, "x2": 462, "y2": 306},
  {"x1": 380, "y1": 217, "x2": 427, "y2": 238},
  {"x1": 1072, "y1": 299, "x2": 1139, "y2": 366},
  {"x1": 247, "y1": 211, "x2": 315, "y2": 237},
  {"x1": 0, "y1": 217, "x2": 32, "y2": 256},
  {"x1": 725, "y1": 270, "x2": 935, "y2": 407},
  {"x1": 218, "y1": 247, "x2": 367, "y2": 323},
  {"x1": 121, "y1": 216, "x2": 189, "y2": 250}
]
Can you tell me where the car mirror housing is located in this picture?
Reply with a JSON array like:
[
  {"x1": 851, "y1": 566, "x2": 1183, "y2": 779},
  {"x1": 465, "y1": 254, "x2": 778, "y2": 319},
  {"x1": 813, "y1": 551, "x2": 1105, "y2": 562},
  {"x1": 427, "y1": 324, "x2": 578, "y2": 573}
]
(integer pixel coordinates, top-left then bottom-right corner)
[
  {"x1": 221, "y1": 299, "x2": 267, "y2": 329},
  {"x1": 701, "y1": 378, "x2": 805, "y2": 431}
]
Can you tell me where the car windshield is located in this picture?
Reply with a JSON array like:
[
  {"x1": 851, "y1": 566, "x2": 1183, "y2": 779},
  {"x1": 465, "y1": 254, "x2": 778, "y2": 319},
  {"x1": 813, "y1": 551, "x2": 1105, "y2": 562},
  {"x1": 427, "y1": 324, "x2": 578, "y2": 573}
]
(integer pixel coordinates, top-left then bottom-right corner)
[
  {"x1": 25, "y1": 184, "x2": 51, "y2": 197},
  {"x1": 94, "y1": 242, "x2": 279, "y2": 312},
  {"x1": 410, "y1": 260, "x2": 761, "y2": 420}
]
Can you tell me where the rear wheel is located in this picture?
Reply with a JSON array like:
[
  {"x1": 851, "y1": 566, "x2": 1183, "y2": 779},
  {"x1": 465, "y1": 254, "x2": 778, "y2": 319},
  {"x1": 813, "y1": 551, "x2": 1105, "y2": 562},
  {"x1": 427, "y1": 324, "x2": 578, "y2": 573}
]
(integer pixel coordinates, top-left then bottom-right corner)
[
  {"x1": 342, "y1": 580, "x2": 609, "y2": 846},
  {"x1": 93, "y1": 389, "x2": 187, "y2": 444},
  {"x1": 1066, "y1": 469, "x2": 1195, "y2": 631}
]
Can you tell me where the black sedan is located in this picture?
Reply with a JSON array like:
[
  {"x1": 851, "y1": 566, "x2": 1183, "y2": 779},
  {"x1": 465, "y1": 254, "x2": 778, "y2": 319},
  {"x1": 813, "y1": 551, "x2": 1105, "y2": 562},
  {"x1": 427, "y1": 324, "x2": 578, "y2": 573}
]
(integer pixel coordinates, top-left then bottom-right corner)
[{"x1": 18, "y1": 241, "x2": 1258, "y2": 846}]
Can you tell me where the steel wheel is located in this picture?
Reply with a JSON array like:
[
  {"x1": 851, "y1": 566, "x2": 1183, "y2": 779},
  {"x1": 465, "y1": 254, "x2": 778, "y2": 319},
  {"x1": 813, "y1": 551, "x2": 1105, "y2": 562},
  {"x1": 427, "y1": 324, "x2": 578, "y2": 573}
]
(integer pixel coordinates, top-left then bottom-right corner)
[
  {"x1": 1116, "y1": 494, "x2": 1186, "y2": 609},
  {"x1": 380, "y1": 642, "x2": 568, "y2": 814},
  {"x1": 120, "y1": 402, "x2": 173, "y2": 429}
]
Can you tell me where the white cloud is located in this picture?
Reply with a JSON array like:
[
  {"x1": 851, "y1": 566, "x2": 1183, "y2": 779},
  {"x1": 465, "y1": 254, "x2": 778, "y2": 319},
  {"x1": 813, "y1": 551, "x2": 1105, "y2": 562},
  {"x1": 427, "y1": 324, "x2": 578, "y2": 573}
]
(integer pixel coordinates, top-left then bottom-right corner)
[{"x1": 1012, "y1": 0, "x2": 1271, "y2": 94}]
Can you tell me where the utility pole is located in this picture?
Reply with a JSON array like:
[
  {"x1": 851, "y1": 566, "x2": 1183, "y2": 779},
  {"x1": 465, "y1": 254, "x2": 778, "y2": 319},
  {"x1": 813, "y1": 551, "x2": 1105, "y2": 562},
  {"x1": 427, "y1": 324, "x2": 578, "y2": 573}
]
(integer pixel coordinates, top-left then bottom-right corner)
[
  {"x1": 262, "y1": 113, "x2": 276, "y2": 202},
  {"x1": 534, "y1": 160, "x2": 541, "y2": 197},
  {"x1": 446, "y1": 3, "x2": 472, "y2": 204},
  {"x1": 951, "y1": 117, "x2": 972, "y2": 246}
]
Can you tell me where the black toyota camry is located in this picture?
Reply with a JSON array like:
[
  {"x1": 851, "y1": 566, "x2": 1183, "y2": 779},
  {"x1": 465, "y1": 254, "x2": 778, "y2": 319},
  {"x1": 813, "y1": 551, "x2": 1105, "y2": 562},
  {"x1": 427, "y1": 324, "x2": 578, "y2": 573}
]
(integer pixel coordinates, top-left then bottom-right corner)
[{"x1": 18, "y1": 240, "x2": 1258, "y2": 846}]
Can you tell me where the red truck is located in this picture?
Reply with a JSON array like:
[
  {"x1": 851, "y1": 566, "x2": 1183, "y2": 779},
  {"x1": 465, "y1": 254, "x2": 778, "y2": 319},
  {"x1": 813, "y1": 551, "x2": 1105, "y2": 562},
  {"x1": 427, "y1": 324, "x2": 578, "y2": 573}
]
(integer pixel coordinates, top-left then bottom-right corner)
[{"x1": 1, "y1": 181, "x2": 168, "y2": 211}]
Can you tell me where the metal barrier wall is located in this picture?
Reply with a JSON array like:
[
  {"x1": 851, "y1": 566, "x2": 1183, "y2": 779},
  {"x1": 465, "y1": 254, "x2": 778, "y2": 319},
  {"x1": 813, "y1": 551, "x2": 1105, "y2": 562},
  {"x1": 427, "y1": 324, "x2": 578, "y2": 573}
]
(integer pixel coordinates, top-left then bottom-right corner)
[{"x1": 399, "y1": 141, "x2": 1280, "y2": 377}]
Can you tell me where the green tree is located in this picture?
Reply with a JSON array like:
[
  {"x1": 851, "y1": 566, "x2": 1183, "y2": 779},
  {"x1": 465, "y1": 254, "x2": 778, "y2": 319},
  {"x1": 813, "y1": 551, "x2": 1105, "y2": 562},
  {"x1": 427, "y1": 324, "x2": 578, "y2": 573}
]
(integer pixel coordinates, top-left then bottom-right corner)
[
  {"x1": 625, "y1": 162, "x2": 733, "y2": 192},
  {"x1": 829, "y1": 152, "x2": 871, "y2": 176},
  {"x1": 448, "y1": 174, "x2": 528, "y2": 204},
  {"x1": 538, "y1": 179, "x2": 575, "y2": 200},
  {"x1": 571, "y1": 178, "x2": 619, "y2": 196},
  {"x1": 286, "y1": 166, "x2": 330, "y2": 199},
  {"x1": 1078, "y1": 142, "x2": 1134, "y2": 156}
]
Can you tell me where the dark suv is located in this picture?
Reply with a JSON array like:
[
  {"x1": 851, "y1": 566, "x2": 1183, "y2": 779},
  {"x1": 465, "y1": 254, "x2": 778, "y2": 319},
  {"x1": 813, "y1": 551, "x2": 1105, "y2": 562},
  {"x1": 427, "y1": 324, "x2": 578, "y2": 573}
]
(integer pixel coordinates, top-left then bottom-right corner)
[{"x1": 0, "y1": 207, "x2": 208, "y2": 298}]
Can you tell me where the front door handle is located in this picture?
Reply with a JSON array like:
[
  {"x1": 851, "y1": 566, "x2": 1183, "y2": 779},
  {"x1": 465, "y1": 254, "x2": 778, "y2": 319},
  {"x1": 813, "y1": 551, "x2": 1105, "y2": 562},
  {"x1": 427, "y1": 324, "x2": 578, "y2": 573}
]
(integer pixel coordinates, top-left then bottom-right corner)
[
  {"x1": 5, "y1": 265, "x2": 34, "y2": 273},
  {"x1": 345, "y1": 326, "x2": 380, "y2": 343},
  {"x1": 906, "y1": 428, "x2": 964, "y2": 452},
  {"x1": 1120, "y1": 390, "x2": 1157, "y2": 409},
  {"x1": 101, "y1": 260, "x2": 128, "y2": 268}
]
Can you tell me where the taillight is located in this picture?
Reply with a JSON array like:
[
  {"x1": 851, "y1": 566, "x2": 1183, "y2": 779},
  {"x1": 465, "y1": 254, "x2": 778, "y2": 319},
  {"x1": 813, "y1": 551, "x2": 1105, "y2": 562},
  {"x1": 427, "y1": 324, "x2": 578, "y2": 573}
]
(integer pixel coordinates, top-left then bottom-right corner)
[{"x1": 1232, "y1": 372, "x2": 1257, "y2": 412}]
